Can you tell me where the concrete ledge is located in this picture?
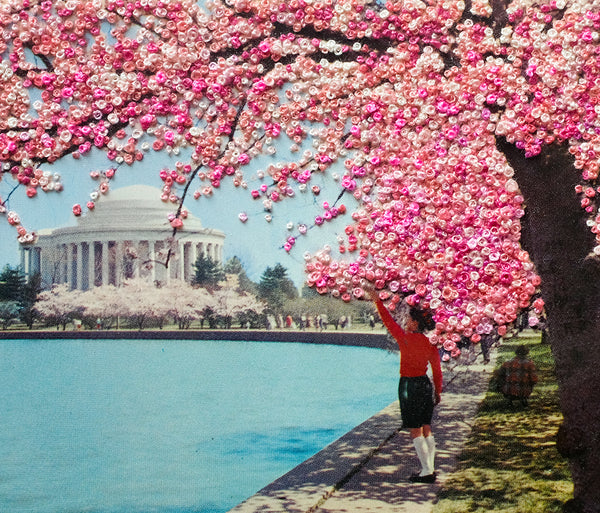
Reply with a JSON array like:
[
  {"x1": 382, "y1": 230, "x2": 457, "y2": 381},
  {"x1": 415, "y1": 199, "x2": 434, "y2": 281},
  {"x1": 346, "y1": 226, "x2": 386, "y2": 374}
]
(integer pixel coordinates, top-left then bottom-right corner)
[
  {"x1": 227, "y1": 403, "x2": 401, "y2": 513},
  {"x1": 0, "y1": 329, "x2": 391, "y2": 349},
  {"x1": 228, "y1": 350, "x2": 496, "y2": 513}
]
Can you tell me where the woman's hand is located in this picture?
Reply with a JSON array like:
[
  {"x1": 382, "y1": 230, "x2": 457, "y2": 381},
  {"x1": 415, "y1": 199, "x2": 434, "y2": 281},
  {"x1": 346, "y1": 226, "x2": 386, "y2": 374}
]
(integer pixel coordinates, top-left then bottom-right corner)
[
  {"x1": 434, "y1": 393, "x2": 441, "y2": 405},
  {"x1": 365, "y1": 287, "x2": 378, "y2": 301}
]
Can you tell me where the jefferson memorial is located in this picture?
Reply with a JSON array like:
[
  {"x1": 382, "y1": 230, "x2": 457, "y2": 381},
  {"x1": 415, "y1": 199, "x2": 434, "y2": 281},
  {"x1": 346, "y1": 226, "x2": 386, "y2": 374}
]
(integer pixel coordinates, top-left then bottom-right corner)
[{"x1": 20, "y1": 185, "x2": 226, "y2": 290}]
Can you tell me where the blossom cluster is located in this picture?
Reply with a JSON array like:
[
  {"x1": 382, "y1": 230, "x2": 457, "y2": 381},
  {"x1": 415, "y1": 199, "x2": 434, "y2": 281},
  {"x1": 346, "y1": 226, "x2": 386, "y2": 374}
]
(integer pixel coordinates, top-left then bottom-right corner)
[
  {"x1": 35, "y1": 278, "x2": 265, "y2": 328},
  {"x1": 3, "y1": 0, "x2": 600, "y2": 350}
]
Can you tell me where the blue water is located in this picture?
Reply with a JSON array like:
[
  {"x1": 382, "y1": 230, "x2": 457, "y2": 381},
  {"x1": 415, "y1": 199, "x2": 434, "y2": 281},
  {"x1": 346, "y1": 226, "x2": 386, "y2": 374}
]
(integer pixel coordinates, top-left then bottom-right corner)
[{"x1": 0, "y1": 339, "x2": 398, "y2": 513}]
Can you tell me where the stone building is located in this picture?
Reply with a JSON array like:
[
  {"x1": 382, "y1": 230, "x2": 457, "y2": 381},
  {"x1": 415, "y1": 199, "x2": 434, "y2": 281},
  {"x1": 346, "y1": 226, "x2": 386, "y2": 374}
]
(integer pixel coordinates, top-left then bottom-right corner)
[{"x1": 20, "y1": 185, "x2": 226, "y2": 290}]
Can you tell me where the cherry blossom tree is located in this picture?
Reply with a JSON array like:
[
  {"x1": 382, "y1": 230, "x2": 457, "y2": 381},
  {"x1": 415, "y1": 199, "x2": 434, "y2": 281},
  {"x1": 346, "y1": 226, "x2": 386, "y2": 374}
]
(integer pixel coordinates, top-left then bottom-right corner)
[
  {"x1": 4, "y1": 0, "x2": 600, "y2": 507},
  {"x1": 116, "y1": 277, "x2": 172, "y2": 329},
  {"x1": 163, "y1": 280, "x2": 213, "y2": 328},
  {"x1": 44, "y1": 278, "x2": 264, "y2": 329},
  {"x1": 79, "y1": 283, "x2": 123, "y2": 328},
  {"x1": 210, "y1": 282, "x2": 266, "y2": 327},
  {"x1": 35, "y1": 283, "x2": 83, "y2": 329}
]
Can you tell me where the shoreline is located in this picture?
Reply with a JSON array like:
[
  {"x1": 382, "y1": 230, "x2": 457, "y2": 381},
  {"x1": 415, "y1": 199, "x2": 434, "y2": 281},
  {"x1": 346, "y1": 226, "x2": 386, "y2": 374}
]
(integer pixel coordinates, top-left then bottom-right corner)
[
  {"x1": 228, "y1": 345, "x2": 496, "y2": 513},
  {"x1": 0, "y1": 328, "x2": 393, "y2": 350}
]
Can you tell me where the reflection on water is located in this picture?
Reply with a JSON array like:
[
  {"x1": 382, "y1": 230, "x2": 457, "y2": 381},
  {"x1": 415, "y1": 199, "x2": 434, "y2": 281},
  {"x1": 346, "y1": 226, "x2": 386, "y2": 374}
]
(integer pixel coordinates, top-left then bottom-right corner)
[
  {"x1": 221, "y1": 426, "x2": 341, "y2": 458},
  {"x1": 0, "y1": 338, "x2": 397, "y2": 513}
]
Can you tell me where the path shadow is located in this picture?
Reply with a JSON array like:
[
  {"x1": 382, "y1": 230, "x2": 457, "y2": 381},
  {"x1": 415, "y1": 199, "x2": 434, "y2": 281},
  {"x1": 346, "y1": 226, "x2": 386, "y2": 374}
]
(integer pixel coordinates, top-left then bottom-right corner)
[
  {"x1": 311, "y1": 361, "x2": 493, "y2": 513},
  {"x1": 229, "y1": 354, "x2": 494, "y2": 513}
]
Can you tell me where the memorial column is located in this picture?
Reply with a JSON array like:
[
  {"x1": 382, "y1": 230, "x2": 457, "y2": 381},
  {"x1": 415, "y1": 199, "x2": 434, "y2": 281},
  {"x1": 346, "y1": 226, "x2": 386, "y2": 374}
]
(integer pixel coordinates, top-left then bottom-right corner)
[
  {"x1": 134, "y1": 240, "x2": 142, "y2": 278},
  {"x1": 102, "y1": 241, "x2": 109, "y2": 286},
  {"x1": 114, "y1": 241, "x2": 123, "y2": 286},
  {"x1": 66, "y1": 243, "x2": 74, "y2": 289},
  {"x1": 76, "y1": 243, "x2": 84, "y2": 290},
  {"x1": 88, "y1": 242, "x2": 95, "y2": 289},
  {"x1": 151, "y1": 240, "x2": 158, "y2": 284}
]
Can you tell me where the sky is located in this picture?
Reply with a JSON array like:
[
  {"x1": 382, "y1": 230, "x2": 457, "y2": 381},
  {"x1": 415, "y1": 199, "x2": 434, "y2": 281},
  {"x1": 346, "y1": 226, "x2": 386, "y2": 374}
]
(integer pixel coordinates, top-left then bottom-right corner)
[
  {"x1": 0, "y1": 0, "x2": 355, "y2": 288},
  {"x1": 0, "y1": 147, "x2": 352, "y2": 287}
]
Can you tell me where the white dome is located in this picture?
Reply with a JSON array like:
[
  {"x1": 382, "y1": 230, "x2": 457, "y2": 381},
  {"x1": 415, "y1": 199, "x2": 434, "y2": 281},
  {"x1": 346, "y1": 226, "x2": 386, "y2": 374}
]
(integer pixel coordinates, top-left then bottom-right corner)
[
  {"x1": 71, "y1": 184, "x2": 205, "y2": 233},
  {"x1": 31, "y1": 185, "x2": 226, "y2": 290},
  {"x1": 105, "y1": 184, "x2": 163, "y2": 202}
]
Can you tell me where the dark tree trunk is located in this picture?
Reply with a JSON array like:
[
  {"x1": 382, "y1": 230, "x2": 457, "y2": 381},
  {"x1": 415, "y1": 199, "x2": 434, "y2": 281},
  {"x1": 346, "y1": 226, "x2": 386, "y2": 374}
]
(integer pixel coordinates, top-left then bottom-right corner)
[{"x1": 498, "y1": 138, "x2": 600, "y2": 512}]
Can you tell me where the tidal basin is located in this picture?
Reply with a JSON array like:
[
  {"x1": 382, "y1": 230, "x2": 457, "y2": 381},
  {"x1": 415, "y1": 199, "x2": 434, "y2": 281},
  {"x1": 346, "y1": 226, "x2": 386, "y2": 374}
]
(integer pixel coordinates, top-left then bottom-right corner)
[{"x1": 0, "y1": 338, "x2": 398, "y2": 513}]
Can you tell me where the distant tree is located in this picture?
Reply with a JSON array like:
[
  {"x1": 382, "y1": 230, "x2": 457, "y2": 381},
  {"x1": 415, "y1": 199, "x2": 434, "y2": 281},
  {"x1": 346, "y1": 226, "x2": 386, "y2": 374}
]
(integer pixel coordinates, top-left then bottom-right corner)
[
  {"x1": 0, "y1": 266, "x2": 41, "y2": 328},
  {"x1": 224, "y1": 256, "x2": 257, "y2": 294},
  {"x1": 117, "y1": 278, "x2": 171, "y2": 330},
  {"x1": 211, "y1": 285, "x2": 265, "y2": 328},
  {"x1": 223, "y1": 256, "x2": 244, "y2": 274},
  {"x1": 300, "y1": 284, "x2": 320, "y2": 299},
  {"x1": 0, "y1": 301, "x2": 20, "y2": 330},
  {"x1": 236, "y1": 309, "x2": 265, "y2": 329},
  {"x1": 35, "y1": 284, "x2": 83, "y2": 330},
  {"x1": 79, "y1": 284, "x2": 122, "y2": 329},
  {"x1": 199, "y1": 306, "x2": 217, "y2": 329},
  {"x1": 20, "y1": 273, "x2": 42, "y2": 329},
  {"x1": 163, "y1": 281, "x2": 212, "y2": 329},
  {"x1": 192, "y1": 254, "x2": 225, "y2": 289},
  {"x1": 257, "y1": 264, "x2": 298, "y2": 313},
  {"x1": 286, "y1": 291, "x2": 374, "y2": 330},
  {"x1": 0, "y1": 265, "x2": 26, "y2": 303}
]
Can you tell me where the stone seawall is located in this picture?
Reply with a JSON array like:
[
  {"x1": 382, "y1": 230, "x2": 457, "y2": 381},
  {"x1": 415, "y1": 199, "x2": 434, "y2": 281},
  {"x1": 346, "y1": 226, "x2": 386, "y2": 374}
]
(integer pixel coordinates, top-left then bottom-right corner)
[{"x1": 0, "y1": 329, "x2": 393, "y2": 350}]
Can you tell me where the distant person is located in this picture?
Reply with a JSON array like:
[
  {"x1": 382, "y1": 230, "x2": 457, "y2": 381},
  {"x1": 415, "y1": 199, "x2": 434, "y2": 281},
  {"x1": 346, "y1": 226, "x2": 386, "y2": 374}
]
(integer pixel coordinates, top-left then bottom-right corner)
[
  {"x1": 496, "y1": 345, "x2": 538, "y2": 407},
  {"x1": 369, "y1": 291, "x2": 442, "y2": 483},
  {"x1": 340, "y1": 315, "x2": 347, "y2": 329},
  {"x1": 480, "y1": 332, "x2": 499, "y2": 364}
]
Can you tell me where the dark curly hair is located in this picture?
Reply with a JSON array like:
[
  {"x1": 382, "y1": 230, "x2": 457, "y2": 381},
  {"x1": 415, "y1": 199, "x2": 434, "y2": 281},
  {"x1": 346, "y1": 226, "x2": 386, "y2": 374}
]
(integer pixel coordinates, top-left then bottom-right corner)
[{"x1": 409, "y1": 306, "x2": 436, "y2": 332}]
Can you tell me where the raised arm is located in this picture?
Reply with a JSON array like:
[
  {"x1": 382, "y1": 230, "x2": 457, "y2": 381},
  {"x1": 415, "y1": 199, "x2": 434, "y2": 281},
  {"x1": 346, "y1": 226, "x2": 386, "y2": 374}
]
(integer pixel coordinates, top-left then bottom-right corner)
[{"x1": 371, "y1": 296, "x2": 407, "y2": 343}]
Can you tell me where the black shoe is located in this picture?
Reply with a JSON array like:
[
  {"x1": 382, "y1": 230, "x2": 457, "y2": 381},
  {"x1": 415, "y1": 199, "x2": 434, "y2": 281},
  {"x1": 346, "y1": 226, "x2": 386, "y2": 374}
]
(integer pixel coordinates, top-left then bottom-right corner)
[{"x1": 409, "y1": 472, "x2": 437, "y2": 483}]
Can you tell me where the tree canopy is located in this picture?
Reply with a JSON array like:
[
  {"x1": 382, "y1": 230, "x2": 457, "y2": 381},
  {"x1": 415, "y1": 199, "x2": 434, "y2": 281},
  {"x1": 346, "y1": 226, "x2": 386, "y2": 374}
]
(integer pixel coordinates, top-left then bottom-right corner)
[
  {"x1": 4, "y1": 1, "x2": 600, "y2": 507},
  {"x1": 0, "y1": 265, "x2": 25, "y2": 302},
  {"x1": 0, "y1": 264, "x2": 40, "y2": 327},
  {"x1": 2, "y1": 0, "x2": 595, "y2": 349},
  {"x1": 224, "y1": 255, "x2": 258, "y2": 293},
  {"x1": 257, "y1": 263, "x2": 298, "y2": 312},
  {"x1": 192, "y1": 253, "x2": 226, "y2": 288}
]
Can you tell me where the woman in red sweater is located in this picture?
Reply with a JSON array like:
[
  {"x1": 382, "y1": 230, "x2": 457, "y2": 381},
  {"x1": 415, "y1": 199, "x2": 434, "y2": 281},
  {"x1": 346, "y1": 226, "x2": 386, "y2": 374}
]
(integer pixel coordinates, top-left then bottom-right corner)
[{"x1": 371, "y1": 293, "x2": 442, "y2": 483}]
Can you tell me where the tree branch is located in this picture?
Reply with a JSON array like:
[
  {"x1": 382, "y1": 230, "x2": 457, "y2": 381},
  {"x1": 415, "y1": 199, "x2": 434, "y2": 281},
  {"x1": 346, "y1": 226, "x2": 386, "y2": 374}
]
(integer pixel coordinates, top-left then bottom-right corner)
[{"x1": 163, "y1": 98, "x2": 249, "y2": 268}]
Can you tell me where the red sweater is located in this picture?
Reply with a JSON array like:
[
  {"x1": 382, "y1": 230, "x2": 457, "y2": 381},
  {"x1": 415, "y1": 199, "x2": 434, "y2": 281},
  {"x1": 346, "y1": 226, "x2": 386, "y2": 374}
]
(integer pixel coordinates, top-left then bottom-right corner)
[{"x1": 374, "y1": 299, "x2": 443, "y2": 395}]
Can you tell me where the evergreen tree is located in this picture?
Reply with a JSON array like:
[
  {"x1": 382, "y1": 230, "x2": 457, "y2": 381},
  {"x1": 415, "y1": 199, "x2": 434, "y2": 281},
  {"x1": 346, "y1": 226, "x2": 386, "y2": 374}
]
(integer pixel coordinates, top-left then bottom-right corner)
[
  {"x1": 224, "y1": 256, "x2": 257, "y2": 294},
  {"x1": 257, "y1": 263, "x2": 298, "y2": 313},
  {"x1": 0, "y1": 265, "x2": 26, "y2": 303},
  {"x1": 20, "y1": 273, "x2": 42, "y2": 329},
  {"x1": 223, "y1": 256, "x2": 244, "y2": 274},
  {"x1": 300, "y1": 284, "x2": 319, "y2": 299},
  {"x1": 0, "y1": 301, "x2": 20, "y2": 330},
  {"x1": 192, "y1": 254, "x2": 225, "y2": 289}
]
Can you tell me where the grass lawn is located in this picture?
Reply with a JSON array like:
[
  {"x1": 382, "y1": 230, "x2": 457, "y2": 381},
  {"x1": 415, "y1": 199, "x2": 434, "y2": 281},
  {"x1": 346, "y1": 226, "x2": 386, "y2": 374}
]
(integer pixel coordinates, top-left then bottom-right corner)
[{"x1": 433, "y1": 333, "x2": 573, "y2": 513}]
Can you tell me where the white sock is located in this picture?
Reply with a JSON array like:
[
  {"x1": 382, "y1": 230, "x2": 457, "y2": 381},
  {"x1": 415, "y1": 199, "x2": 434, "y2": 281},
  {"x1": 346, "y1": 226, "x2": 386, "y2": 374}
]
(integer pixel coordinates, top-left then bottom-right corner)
[
  {"x1": 413, "y1": 436, "x2": 433, "y2": 476},
  {"x1": 425, "y1": 435, "x2": 436, "y2": 472}
]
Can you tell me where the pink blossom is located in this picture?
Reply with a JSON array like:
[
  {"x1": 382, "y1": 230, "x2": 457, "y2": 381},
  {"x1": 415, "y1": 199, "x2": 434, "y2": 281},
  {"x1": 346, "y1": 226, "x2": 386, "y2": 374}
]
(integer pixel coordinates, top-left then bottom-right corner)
[{"x1": 3, "y1": 0, "x2": 594, "y2": 352}]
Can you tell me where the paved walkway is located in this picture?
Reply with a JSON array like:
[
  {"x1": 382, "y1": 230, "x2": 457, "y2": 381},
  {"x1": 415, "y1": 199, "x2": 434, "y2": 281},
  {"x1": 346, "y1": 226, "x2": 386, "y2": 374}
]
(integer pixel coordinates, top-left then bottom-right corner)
[{"x1": 229, "y1": 348, "x2": 496, "y2": 513}]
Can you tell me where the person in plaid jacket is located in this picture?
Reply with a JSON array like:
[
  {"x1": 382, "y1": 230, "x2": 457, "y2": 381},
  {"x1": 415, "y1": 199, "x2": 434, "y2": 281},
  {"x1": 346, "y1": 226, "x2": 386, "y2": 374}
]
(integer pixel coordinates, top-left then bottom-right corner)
[{"x1": 497, "y1": 345, "x2": 538, "y2": 406}]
